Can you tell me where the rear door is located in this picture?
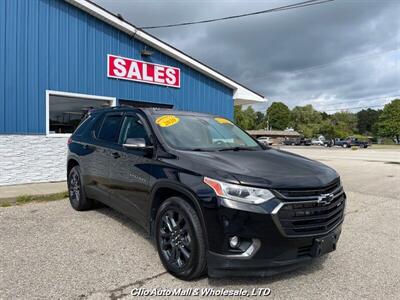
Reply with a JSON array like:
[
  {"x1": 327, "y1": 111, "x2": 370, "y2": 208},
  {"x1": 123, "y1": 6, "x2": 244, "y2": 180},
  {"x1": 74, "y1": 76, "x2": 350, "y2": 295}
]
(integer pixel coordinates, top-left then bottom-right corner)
[
  {"x1": 84, "y1": 112, "x2": 124, "y2": 205},
  {"x1": 108, "y1": 112, "x2": 153, "y2": 227}
]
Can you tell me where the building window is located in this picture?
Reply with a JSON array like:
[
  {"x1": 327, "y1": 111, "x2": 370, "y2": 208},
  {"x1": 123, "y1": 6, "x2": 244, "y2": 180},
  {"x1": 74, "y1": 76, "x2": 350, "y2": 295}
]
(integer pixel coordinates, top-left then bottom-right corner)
[{"x1": 47, "y1": 91, "x2": 116, "y2": 135}]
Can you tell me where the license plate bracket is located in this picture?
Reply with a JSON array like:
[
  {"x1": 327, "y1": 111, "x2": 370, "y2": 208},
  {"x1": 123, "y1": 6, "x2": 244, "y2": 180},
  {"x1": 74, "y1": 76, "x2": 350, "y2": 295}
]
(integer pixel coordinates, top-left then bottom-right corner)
[{"x1": 311, "y1": 231, "x2": 339, "y2": 257}]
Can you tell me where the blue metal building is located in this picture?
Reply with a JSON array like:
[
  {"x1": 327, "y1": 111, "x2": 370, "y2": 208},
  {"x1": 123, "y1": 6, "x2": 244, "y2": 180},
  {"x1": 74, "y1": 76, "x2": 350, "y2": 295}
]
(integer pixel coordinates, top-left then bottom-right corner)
[{"x1": 0, "y1": 0, "x2": 264, "y2": 185}]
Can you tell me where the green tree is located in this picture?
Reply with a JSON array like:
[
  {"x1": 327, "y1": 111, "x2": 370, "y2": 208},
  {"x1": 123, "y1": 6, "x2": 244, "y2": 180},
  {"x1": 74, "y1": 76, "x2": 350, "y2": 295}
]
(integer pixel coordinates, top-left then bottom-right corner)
[
  {"x1": 243, "y1": 106, "x2": 257, "y2": 129},
  {"x1": 356, "y1": 108, "x2": 381, "y2": 135},
  {"x1": 330, "y1": 111, "x2": 357, "y2": 138},
  {"x1": 290, "y1": 105, "x2": 322, "y2": 137},
  {"x1": 234, "y1": 105, "x2": 246, "y2": 128},
  {"x1": 255, "y1": 111, "x2": 266, "y2": 129},
  {"x1": 291, "y1": 105, "x2": 322, "y2": 128},
  {"x1": 319, "y1": 120, "x2": 336, "y2": 139},
  {"x1": 234, "y1": 105, "x2": 257, "y2": 130},
  {"x1": 321, "y1": 111, "x2": 330, "y2": 120},
  {"x1": 266, "y1": 102, "x2": 291, "y2": 130},
  {"x1": 378, "y1": 99, "x2": 400, "y2": 143}
]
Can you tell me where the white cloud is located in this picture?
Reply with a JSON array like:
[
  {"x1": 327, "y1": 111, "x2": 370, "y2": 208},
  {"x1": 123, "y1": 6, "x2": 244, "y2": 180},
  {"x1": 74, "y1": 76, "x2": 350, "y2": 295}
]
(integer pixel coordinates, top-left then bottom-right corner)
[{"x1": 95, "y1": 0, "x2": 400, "y2": 112}]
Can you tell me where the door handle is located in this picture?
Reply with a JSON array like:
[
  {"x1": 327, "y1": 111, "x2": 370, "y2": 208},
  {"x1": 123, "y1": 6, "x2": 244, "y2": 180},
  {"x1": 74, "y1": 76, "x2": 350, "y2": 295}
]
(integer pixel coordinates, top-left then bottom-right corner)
[
  {"x1": 83, "y1": 144, "x2": 95, "y2": 150},
  {"x1": 111, "y1": 152, "x2": 121, "y2": 159}
]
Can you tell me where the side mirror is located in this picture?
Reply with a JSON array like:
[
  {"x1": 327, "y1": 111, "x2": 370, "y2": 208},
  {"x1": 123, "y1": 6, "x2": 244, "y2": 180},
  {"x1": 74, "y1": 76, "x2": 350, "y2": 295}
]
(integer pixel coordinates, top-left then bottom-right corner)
[{"x1": 123, "y1": 138, "x2": 151, "y2": 149}]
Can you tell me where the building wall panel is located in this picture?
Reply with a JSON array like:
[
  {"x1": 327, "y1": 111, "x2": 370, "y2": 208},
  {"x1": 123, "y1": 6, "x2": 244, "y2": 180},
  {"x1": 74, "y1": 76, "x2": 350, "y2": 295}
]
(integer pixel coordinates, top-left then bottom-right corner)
[
  {"x1": 0, "y1": 135, "x2": 68, "y2": 185},
  {"x1": 0, "y1": 0, "x2": 5, "y2": 132},
  {"x1": 0, "y1": 0, "x2": 234, "y2": 134}
]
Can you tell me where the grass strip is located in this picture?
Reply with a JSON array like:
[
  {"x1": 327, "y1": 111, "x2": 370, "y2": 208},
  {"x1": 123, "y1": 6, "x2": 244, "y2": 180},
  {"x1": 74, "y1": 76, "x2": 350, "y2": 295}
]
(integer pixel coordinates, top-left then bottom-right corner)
[{"x1": 15, "y1": 191, "x2": 69, "y2": 206}]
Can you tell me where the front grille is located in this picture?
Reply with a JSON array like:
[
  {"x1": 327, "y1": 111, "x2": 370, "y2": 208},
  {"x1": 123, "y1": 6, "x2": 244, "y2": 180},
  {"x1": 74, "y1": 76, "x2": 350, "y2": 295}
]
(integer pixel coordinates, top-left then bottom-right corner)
[
  {"x1": 275, "y1": 179, "x2": 341, "y2": 200},
  {"x1": 273, "y1": 183, "x2": 345, "y2": 237},
  {"x1": 297, "y1": 245, "x2": 312, "y2": 257}
]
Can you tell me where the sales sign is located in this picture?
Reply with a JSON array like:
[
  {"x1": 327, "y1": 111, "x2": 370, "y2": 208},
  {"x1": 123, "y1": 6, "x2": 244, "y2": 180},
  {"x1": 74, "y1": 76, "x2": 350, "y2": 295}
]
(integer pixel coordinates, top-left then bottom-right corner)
[{"x1": 107, "y1": 54, "x2": 180, "y2": 88}]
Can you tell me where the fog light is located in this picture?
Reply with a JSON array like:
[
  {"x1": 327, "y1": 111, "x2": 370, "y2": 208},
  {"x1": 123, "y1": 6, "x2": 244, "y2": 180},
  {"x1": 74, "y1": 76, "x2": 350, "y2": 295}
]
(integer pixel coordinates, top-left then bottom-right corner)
[{"x1": 229, "y1": 236, "x2": 240, "y2": 249}]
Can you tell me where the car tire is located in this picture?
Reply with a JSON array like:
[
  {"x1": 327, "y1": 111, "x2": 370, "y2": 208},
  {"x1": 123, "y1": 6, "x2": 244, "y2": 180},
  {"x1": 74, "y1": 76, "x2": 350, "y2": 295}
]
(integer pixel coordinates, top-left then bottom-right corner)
[
  {"x1": 343, "y1": 144, "x2": 348, "y2": 148},
  {"x1": 68, "y1": 165, "x2": 94, "y2": 211},
  {"x1": 155, "y1": 197, "x2": 207, "y2": 280}
]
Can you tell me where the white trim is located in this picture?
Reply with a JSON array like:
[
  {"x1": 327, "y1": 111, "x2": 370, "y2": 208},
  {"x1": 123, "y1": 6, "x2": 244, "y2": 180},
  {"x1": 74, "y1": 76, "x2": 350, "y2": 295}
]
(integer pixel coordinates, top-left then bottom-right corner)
[
  {"x1": 46, "y1": 90, "x2": 117, "y2": 137},
  {"x1": 64, "y1": 0, "x2": 266, "y2": 105},
  {"x1": 47, "y1": 133, "x2": 72, "y2": 138}
]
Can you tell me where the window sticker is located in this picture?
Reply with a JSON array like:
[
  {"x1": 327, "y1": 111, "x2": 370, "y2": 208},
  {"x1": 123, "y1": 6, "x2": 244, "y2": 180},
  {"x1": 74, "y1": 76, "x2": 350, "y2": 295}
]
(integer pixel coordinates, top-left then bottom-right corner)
[
  {"x1": 214, "y1": 117, "x2": 232, "y2": 125},
  {"x1": 155, "y1": 115, "x2": 180, "y2": 127}
]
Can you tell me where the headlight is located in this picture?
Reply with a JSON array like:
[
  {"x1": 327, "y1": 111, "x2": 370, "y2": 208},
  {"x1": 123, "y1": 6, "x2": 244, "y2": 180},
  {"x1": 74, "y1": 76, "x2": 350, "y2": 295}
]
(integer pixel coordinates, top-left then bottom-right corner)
[{"x1": 203, "y1": 177, "x2": 275, "y2": 205}]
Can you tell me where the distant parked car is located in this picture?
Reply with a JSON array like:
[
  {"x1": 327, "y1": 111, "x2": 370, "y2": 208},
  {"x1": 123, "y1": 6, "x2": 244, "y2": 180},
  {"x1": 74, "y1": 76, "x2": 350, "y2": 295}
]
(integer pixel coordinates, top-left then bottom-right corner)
[
  {"x1": 311, "y1": 139, "x2": 324, "y2": 146},
  {"x1": 282, "y1": 137, "x2": 311, "y2": 146},
  {"x1": 323, "y1": 139, "x2": 334, "y2": 147},
  {"x1": 335, "y1": 137, "x2": 369, "y2": 148},
  {"x1": 282, "y1": 137, "x2": 300, "y2": 146},
  {"x1": 257, "y1": 136, "x2": 273, "y2": 146},
  {"x1": 300, "y1": 137, "x2": 312, "y2": 146}
]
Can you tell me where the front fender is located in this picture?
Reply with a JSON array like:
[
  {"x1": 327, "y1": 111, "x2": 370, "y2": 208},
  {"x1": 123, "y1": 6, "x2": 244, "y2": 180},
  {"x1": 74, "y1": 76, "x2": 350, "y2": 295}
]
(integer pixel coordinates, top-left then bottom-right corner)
[{"x1": 148, "y1": 178, "x2": 209, "y2": 249}]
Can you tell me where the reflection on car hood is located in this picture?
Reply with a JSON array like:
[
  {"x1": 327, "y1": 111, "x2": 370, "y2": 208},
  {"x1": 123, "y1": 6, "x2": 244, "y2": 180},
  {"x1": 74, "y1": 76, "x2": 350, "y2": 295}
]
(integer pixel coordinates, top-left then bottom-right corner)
[{"x1": 174, "y1": 148, "x2": 339, "y2": 189}]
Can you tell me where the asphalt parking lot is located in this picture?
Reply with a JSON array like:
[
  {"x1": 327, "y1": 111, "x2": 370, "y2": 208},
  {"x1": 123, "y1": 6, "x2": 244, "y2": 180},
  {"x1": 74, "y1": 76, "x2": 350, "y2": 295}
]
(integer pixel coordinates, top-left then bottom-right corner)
[{"x1": 1, "y1": 147, "x2": 399, "y2": 299}]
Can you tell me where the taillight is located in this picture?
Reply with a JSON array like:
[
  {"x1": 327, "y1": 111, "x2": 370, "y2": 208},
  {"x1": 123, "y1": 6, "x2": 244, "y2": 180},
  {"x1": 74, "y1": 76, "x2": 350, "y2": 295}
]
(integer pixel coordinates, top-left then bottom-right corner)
[{"x1": 67, "y1": 137, "x2": 72, "y2": 145}]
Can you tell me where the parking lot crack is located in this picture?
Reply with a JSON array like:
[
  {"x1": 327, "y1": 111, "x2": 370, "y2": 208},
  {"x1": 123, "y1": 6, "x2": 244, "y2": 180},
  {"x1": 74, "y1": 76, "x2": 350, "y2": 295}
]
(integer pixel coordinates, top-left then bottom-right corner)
[
  {"x1": 108, "y1": 271, "x2": 168, "y2": 300},
  {"x1": 344, "y1": 209, "x2": 359, "y2": 216},
  {"x1": 80, "y1": 271, "x2": 168, "y2": 300}
]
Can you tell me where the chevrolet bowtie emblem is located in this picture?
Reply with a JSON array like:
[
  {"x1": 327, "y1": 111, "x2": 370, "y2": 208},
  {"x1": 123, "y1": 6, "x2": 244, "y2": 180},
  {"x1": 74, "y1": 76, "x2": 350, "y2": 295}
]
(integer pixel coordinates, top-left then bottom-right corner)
[{"x1": 317, "y1": 193, "x2": 334, "y2": 205}]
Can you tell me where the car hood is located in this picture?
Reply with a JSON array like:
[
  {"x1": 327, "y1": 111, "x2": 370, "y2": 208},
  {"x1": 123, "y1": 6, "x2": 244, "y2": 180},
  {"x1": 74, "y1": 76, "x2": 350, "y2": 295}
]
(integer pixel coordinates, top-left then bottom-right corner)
[{"x1": 173, "y1": 148, "x2": 339, "y2": 189}]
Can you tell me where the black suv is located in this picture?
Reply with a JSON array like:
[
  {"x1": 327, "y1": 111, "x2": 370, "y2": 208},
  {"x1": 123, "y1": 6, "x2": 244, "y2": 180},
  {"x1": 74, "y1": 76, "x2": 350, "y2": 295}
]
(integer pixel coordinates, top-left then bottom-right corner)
[{"x1": 67, "y1": 107, "x2": 345, "y2": 280}]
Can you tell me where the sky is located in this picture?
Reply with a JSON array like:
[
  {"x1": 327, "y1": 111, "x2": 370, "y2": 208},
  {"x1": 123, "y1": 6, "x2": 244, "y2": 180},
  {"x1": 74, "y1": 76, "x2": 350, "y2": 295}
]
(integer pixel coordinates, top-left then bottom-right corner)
[{"x1": 93, "y1": 0, "x2": 400, "y2": 113}]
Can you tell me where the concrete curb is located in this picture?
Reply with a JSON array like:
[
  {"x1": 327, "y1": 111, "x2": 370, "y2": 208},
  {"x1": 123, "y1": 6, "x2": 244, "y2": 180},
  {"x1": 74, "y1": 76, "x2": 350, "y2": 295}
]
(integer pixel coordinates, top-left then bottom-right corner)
[
  {"x1": 0, "y1": 181, "x2": 68, "y2": 207},
  {"x1": 0, "y1": 192, "x2": 69, "y2": 206}
]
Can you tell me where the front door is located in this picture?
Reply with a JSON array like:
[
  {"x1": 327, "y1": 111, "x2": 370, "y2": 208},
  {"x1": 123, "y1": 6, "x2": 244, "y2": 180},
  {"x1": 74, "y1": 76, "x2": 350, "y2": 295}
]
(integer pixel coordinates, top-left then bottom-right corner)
[{"x1": 108, "y1": 112, "x2": 153, "y2": 227}]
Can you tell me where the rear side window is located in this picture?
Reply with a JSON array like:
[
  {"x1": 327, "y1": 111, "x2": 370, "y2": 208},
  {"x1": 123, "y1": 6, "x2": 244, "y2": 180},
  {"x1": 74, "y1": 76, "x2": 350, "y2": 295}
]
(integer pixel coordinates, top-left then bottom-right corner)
[
  {"x1": 98, "y1": 114, "x2": 123, "y2": 143},
  {"x1": 74, "y1": 114, "x2": 98, "y2": 137},
  {"x1": 73, "y1": 115, "x2": 91, "y2": 136}
]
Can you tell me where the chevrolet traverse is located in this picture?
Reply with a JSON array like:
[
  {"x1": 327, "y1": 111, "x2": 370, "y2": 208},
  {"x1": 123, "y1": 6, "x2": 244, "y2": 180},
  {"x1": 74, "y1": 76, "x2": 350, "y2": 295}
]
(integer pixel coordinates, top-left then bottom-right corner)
[{"x1": 67, "y1": 107, "x2": 345, "y2": 280}]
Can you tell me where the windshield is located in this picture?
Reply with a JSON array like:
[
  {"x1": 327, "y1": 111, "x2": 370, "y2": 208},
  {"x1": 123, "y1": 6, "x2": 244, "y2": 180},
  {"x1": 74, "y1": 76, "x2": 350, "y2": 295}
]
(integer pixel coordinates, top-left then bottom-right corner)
[{"x1": 152, "y1": 114, "x2": 262, "y2": 151}]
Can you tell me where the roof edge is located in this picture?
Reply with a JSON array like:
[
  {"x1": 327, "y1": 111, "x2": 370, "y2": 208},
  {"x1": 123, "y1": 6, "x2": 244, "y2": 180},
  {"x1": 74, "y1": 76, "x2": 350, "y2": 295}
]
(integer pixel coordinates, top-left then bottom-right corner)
[{"x1": 65, "y1": 0, "x2": 266, "y2": 105}]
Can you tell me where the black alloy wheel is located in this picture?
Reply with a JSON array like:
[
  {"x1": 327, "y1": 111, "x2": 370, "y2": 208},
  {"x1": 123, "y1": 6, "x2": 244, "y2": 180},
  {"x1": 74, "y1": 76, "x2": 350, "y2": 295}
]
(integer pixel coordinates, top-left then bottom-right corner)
[
  {"x1": 159, "y1": 209, "x2": 192, "y2": 269},
  {"x1": 155, "y1": 197, "x2": 207, "y2": 280},
  {"x1": 69, "y1": 168, "x2": 81, "y2": 206},
  {"x1": 68, "y1": 165, "x2": 93, "y2": 211}
]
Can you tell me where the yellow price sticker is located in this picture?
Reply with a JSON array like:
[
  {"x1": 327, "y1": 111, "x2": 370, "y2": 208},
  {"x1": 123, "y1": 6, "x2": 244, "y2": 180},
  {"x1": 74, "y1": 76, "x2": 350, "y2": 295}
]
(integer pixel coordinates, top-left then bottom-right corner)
[
  {"x1": 155, "y1": 115, "x2": 180, "y2": 127},
  {"x1": 214, "y1": 117, "x2": 232, "y2": 125}
]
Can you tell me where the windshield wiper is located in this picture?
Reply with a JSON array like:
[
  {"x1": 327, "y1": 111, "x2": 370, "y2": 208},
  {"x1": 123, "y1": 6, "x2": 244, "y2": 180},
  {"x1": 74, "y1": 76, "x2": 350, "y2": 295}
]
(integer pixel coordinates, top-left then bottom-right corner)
[
  {"x1": 218, "y1": 146, "x2": 258, "y2": 152},
  {"x1": 189, "y1": 148, "x2": 215, "y2": 152}
]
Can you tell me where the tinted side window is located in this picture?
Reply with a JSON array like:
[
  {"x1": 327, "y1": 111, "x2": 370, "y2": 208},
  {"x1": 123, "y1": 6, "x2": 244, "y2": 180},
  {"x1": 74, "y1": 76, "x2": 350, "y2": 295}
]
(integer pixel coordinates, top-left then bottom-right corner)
[
  {"x1": 119, "y1": 115, "x2": 150, "y2": 145},
  {"x1": 98, "y1": 115, "x2": 123, "y2": 143},
  {"x1": 74, "y1": 114, "x2": 99, "y2": 137},
  {"x1": 92, "y1": 115, "x2": 105, "y2": 138},
  {"x1": 73, "y1": 115, "x2": 91, "y2": 136}
]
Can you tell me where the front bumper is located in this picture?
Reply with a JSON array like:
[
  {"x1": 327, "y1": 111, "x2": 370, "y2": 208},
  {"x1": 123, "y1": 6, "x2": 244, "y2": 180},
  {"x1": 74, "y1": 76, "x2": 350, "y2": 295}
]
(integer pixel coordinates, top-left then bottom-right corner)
[
  {"x1": 207, "y1": 225, "x2": 342, "y2": 277},
  {"x1": 203, "y1": 194, "x2": 345, "y2": 277}
]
